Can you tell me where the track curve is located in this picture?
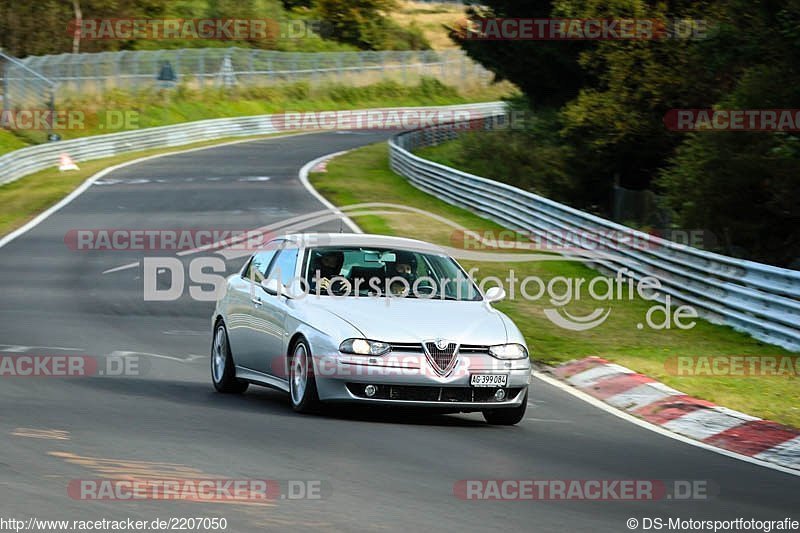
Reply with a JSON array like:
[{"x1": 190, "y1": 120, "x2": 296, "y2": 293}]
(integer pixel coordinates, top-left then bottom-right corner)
[{"x1": 0, "y1": 131, "x2": 798, "y2": 532}]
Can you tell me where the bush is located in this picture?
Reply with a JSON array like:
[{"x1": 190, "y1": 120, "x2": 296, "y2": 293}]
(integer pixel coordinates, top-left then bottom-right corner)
[
  {"x1": 657, "y1": 132, "x2": 800, "y2": 266},
  {"x1": 417, "y1": 77, "x2": 458, "y2": 100},
  {"x1": 418, "y1": 107, "x2": 581, "y2": 206}
]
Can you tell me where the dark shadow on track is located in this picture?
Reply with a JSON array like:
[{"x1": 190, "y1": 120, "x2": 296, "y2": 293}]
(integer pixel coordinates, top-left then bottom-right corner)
[{"x1": 67, "y1": 377, "x2": 491, "y2": 427}]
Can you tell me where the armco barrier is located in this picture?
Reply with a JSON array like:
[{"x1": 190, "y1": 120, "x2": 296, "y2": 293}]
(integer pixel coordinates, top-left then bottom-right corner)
[
  {"x1": 389, "y1": 118, "x2": 800, "y2": 352},
  {"x1": 0, "y1": 102, "x2": 506, "y2": 187}
]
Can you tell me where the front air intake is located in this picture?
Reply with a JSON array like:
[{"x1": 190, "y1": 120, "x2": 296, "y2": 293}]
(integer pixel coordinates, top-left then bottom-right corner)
[{"x1": 423, "y1": 341, "x2": 459, "y2": 376}]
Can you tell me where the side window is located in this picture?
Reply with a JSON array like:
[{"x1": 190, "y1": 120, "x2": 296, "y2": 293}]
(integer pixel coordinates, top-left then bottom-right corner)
[
  {"x1": 244, "y1": 250, "x2": 278, "y2": 283},
  {"x1": 268, "y1": 246, "x2": 300, "y2": 288}
]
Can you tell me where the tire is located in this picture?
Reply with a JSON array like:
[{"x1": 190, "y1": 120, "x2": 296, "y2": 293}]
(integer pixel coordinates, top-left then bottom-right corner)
[
  {"x1": 211, "y1": 322, "x2": 249, "y2": 394},
  {"x1": 482, "y1": 389, "x2": 528, "y2": 425},
  {"x1": 288, "y1": 338, "x2": 320, "y2": 413}
]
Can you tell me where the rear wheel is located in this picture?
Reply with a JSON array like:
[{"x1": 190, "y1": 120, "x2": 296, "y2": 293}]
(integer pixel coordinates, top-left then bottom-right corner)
[
  {"x1": 289, "y1": 338, "x2": 320, "y2": 413},
  {"x1": 211, "y1": 322, "x2": 249, "y2": 394},
  {"x1": 482, "y1": 390, "x2": 527, "y2": 425}
]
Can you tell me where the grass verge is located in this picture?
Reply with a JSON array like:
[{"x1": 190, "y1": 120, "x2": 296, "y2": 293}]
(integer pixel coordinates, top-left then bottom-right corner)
[
  {"x1": 309, "y1": 142, "x2": 800, "y2": 427},
  {"x1": 0, "y1": 130, "x2": 29, "y2": 154}
]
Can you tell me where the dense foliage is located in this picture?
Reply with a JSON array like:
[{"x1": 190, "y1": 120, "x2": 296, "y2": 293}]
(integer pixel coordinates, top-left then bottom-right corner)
[
  {"x1": 0, "y1": 0, "x2": 429, "y2": 56},
  {"x1": 314, "y1": 0, "x2": 430, "y2": 50},
  {"x1": 449, "y1": 0, "x2": 800, "y2": 266}
]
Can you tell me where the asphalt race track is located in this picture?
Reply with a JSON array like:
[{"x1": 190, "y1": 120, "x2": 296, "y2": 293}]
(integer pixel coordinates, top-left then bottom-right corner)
[{"x1": 1, "y1": 131, "x2": 798, "y2": 532}]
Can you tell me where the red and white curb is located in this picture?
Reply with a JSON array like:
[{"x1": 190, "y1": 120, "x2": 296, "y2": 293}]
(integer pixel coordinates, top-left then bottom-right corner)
[
  {"x1": 547, "y1": 357, "x2": 800, "y2": 472},
  {"x1": 311, "y1": 159, "x2": 330, "y2": 173}
]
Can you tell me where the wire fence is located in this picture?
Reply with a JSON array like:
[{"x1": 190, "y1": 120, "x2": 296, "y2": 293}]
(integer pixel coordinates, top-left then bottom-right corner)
[
  {"x1": 1, "y1": 50, "x2": 56, "y2": 115},
  {"x1": 12, "y1": 48, "x2": 493, "y2": 101}
]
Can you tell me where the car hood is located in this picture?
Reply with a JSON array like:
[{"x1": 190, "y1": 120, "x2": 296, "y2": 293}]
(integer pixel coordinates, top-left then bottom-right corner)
[{"x1": 307, "y1": 296, "x2": 509, "y2": 345}]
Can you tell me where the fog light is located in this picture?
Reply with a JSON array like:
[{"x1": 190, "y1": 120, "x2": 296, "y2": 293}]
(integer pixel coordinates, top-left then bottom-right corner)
[
  {"x1": 364, "y1": 385, "x2": 378, "y2": 398},
  {"x1": 494, "y1": 389, "x2": 506, "y2": 401}
]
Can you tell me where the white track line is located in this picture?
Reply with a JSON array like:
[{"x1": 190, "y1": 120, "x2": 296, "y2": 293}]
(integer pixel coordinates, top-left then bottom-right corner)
[
  {"x1": 298, "y1": 150, "x2": 362, "y2": 234},
  {"x1": 533, "y1": 371, "x2": 800, "y2": 478}
]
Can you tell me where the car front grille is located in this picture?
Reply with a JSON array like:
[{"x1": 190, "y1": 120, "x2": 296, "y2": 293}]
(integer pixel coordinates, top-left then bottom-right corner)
[
  {"x1": 388, "y1": 343, "x2": 490, "y2": 355},
  {"x1": 346, "y1": 384, "x2": 522, "y2": 403},
  {"x1": 423, "y1": 342, "x2": 458, "y2": 375},
  {"x1": 387, "y1": 342, "x2": 491, "y2": 376},
  {"x1": 388, "y1": 342, "x2": 422, "y2": 353},
  {"x1": 459, "y1": 345, "x2": 490, "y2": 355}
]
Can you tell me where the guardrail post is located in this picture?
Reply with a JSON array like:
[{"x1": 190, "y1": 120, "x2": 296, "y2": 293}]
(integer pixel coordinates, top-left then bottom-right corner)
[
  {"x1": 132, "y1": 53, "x2": 139, "y2": 91},
  {"x1": 249, "y1": 49, "x2": 256, "y2": 84},
  {"x1": 2, "y1": 61, "x2": 9, "y2": 114},
  {"x1": 95, "y1": 54, "x2": 103, "y2": 93}
]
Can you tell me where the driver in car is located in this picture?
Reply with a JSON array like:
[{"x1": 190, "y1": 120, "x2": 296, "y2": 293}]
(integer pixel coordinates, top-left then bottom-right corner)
[{"x1": 311, "y1": 250, "x2": 345, "y2": 294}]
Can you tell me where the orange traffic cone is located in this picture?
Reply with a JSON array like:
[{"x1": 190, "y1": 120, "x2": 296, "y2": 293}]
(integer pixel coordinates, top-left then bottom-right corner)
[{"x1": 58, "y1": 153, "x2": 79, "y2": 171}]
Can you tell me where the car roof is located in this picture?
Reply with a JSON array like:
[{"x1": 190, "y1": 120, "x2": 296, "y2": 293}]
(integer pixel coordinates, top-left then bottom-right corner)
[{"x1": 278, "y1": 233, "x2": 446, "y2": 254}]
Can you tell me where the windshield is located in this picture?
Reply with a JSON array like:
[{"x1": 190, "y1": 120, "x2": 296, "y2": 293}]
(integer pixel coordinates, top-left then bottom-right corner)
[{"x1": 304, "y1": 246, "x2": 481, "y2": 301}]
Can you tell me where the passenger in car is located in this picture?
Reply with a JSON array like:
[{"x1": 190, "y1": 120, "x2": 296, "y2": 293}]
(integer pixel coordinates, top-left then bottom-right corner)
[{"x1": 387, "y1": 252, "x2": 417, "y2": 296}]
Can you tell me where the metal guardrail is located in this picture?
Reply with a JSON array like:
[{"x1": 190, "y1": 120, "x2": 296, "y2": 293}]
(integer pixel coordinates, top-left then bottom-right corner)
[
  {"x1": 389, "y1": 117, "x2": 800, "y2": 352},
  {"x1": 0, "y1": 102, "x2": 505, "y2": 187}
]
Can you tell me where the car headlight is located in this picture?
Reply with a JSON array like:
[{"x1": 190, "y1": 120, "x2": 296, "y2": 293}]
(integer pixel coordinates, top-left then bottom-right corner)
[
  {"x1": 488, "y1": 343, "x2": 528, "y2": 360},
  {"x1": 339, "y1": 338, "x2": 391, "y2": 356}
]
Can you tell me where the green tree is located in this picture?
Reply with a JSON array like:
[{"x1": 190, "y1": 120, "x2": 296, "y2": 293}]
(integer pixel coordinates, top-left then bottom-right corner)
[
  {"x1": 0, "y1": 0, "x2": 170, "y2": 56},
  {"x1": 449, "y1": 0, "x2": 587, "y2": 109},
  {"x1": 314, "y1": 0, "x2": 428, "y2": 50},
  {"x1": 657, "y1": 1, "x2": 800, "y2": 265},
  {"x1": 450, "y1": 0, "x2": 800, "y2": 264}
]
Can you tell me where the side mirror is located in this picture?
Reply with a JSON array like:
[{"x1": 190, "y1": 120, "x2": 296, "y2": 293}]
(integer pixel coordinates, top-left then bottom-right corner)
[
  {"x1": 484, "y1": 286, "x2": 506, "y2": 303},
  {"x1": 261, "y1": 278, "x2": 281, "y2": 296}
]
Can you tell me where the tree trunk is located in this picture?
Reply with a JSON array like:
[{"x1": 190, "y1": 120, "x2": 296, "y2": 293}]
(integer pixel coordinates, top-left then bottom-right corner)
[{"x1": 71, "y1": 0, "x2": 82, "y2": 54}]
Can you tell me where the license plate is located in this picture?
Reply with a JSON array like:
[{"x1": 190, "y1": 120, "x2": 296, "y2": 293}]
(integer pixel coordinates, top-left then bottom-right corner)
[{"x1": 470, "y1": 374, "x2": 508, "y2": 387}]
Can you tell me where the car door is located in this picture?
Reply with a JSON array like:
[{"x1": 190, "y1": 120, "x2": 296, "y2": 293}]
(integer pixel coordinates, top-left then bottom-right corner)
[
  {"x1": 226, "y1": 247, "x2": 280, "y2": 372},
  {"x1": 249, "y1": 243, "x2": 300, "y2": 378}
]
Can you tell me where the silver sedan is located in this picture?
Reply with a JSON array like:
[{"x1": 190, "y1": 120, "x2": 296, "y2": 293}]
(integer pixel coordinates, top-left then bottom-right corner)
[{"x1": 211, "y1": 233, "x2": 531, "y2": 424}]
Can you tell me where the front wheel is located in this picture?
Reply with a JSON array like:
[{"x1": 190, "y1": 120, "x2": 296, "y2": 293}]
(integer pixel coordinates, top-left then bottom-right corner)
[
  {"x1": 289, "y1": 338, "x2": 320, "y2": 413},
  {"x1": 211, "y1": 323, "x2": 249, "y2": 394},
  {"x1": 482, "y1": 389, "x2": 528, "y2": 425}
]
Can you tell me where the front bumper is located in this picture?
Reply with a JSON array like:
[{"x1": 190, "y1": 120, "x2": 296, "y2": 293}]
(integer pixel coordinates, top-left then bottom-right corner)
[{"x1": 313, "y1": 352, "x2": 531, "y2": 409}]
